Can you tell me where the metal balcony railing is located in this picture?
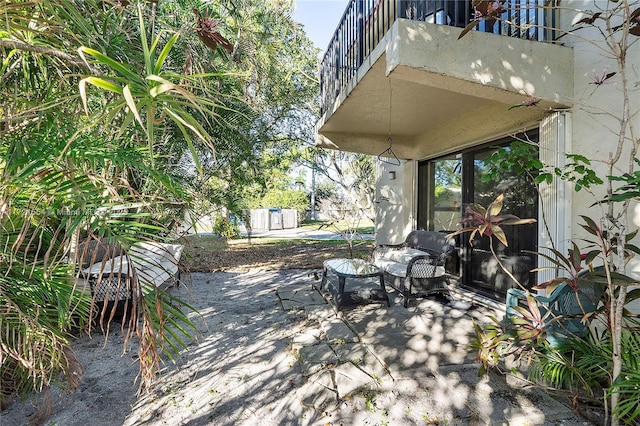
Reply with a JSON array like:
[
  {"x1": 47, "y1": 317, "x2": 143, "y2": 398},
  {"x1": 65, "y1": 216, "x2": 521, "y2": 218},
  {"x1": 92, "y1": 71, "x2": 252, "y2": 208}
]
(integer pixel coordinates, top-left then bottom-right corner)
[{"x1": 319, "y1": 0, "x2": 556, "y2": 115}]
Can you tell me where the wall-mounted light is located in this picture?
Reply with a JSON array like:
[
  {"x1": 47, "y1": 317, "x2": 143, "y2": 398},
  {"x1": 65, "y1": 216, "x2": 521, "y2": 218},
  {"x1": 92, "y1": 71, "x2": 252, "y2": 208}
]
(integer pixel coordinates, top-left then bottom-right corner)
[{"x1": 389, "y1": 171, "x2": 396, "y2": 180}]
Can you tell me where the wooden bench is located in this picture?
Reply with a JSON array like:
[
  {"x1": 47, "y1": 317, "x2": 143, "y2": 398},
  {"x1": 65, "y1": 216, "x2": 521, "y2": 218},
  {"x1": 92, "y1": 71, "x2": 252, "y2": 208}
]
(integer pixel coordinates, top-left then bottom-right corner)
[{"x1": 372, "y1": 231, "x2": 456, "y2": 307}]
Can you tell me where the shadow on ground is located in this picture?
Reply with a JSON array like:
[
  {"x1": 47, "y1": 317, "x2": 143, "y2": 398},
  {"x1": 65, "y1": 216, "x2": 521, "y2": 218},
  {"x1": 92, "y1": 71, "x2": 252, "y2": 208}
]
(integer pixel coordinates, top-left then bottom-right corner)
[{"x1": 1, "y1": 270, "x2": 594, "y2": 426}]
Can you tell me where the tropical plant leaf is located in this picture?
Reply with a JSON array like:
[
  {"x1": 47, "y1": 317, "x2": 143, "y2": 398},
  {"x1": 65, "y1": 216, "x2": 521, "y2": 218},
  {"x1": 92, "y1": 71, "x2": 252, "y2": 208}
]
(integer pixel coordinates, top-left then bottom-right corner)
[
  {"x1": 123, "y1": 84, "x2": 145, "y2": 130},
  {"x1": 583, "y1": 249, "x2": 601, "y2": 265},
  {"x1": 154, "y1": 32, "x2": 180, "y2": 75},
  {"x1": 608, "y1": 271, "x2": 638, "y2": 287},
  {"x1": 579, "y1": 215, "x2": 602, "y2": 237},
  {"x1": 491, "y1": 224, "x2": 508, "y2": 247},
  {"x1": 499, "y1": 217, "x2": 537, "y2": 226},
  {"x1": 487, "y1": 193, "x2": 504, "y2": 218},
  {"x1": 532, "y1": 277, "x2": 567, "y2": 294},
  {"x1": 626, "y1": 288, "x2": 640, "y2": 303},
  {"x1": 458, "y1": 19, "x2": 480, "y2": 39},
  {"x1": 528, "y1": 247, "x2": 573, "y2": 271},
  {"x1": 78, "y1": 46, "x2": 140, "y2": 81},
  {"x1": 569, "y1": 241, "x2": 582, "y2": 271}
]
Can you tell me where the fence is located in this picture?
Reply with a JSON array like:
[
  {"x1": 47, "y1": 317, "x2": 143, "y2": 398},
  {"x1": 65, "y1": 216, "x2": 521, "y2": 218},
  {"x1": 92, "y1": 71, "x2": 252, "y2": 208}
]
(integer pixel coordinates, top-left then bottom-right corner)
[{"x1": 249, "y1": 208, "x2": 298, "y2": 231}]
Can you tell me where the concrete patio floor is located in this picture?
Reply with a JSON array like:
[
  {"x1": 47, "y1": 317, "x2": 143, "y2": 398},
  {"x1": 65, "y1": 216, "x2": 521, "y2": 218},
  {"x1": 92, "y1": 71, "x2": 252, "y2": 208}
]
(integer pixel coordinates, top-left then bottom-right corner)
[
  {"x1": 2, "y1": 269, "x2": 596, "y2": 426},
  {"x1": 279, "y1": 272, "x2": 586, "y2": 425}
]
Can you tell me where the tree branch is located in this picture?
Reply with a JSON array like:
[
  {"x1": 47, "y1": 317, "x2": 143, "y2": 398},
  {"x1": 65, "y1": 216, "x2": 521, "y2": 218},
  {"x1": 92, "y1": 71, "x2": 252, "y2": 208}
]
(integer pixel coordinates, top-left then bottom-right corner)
[{"x1": 0, "y1": 39, "x2": 100, "y2": 74}]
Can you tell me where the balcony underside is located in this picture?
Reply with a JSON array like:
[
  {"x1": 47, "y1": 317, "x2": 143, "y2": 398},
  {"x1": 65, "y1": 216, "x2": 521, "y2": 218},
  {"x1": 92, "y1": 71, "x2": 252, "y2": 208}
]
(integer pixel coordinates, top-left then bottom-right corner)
[{"x1": 316, "y1": 20, "x2": 574, "y2": 160}]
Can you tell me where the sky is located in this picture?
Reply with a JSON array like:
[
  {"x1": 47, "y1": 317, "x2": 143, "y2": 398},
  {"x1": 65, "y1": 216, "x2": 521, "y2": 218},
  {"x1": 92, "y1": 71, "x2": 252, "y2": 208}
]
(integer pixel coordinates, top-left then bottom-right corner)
[
  {"x1": 290, "y1": 1, "x2": 350, "y2": 188},
  {"x1": 292, "y1": 0, "x2": 350, "y2": 52}
]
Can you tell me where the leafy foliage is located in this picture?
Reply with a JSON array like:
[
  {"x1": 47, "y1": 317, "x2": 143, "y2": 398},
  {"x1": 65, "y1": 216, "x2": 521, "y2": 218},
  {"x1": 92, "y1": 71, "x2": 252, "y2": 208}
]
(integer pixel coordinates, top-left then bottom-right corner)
[
  {"x1": 0, "y1": 263, "x2": 91, "y2": 400},
  {"x1": 78, "y1": 5, "x2": 217, "y2": 173},
  {"x1": 256, "y1": 189, "x2": 309, "y2": 212},
  {"x1": 448, "y1": 194, "x2": 536, "y2": 248},
  {"x1": 1, "y1": 0, "x2": 318, "y2": 401},
  {"x1": 554, "y1": 154, "x2": 604, "y2": 192},
  {"x1": 609, "y1": 158, "x2": 640, "y2": 202},
  {"x1": 464, "y1": 198, "x2": 640, "y2": 424},
  {"x1": 213, "y1": 214, "x2": 240, "y2": 239},
  {"x1": 610, "y1": 370, "x2": 640, "y2": 423},
  {"x1": 467, "y1": 317, "x2": 510, "y2": 376},
  {"x1": 483, "y1": 142, "x2": 603, "y2": 191},
  {"x1": 458, "y1": 1, "x2": 640, "y2": 424},
  {"x1": 0, "y1": 109, "x2": 201, "y2": 397},
  {"x1": 530, "y1": 330, "x2": 640, "y2": 424},
  {"x1": 482, "y1": 141, "x2": 543, "y2": 185}
]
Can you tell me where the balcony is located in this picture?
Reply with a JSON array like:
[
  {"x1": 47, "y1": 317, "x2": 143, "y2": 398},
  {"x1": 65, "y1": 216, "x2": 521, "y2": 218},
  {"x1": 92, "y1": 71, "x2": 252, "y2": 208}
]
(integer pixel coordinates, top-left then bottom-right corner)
[{"x1": 316, "y1": 0, "x2": 574, "y2": 160}]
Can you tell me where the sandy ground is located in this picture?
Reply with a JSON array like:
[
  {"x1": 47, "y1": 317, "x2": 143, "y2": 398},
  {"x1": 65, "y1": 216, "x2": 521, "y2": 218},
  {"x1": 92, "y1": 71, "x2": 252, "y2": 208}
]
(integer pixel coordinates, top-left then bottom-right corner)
[
  {"x1": 2, "y1": 271, "x2": 311, "y2": 426},
  {"x1": 4, "y1": 270, "x2": 405, "y2": 426},
  {"x1": 1, "y1": 270, "x2": 600, "y2": 426}
]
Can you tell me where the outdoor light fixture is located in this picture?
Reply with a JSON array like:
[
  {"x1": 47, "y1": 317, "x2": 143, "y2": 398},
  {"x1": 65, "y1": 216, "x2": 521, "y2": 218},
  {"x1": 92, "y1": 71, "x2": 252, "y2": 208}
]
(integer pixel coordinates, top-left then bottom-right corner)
[{"x1": 389, "y1": 171, "x2": 396, "y2": 180}]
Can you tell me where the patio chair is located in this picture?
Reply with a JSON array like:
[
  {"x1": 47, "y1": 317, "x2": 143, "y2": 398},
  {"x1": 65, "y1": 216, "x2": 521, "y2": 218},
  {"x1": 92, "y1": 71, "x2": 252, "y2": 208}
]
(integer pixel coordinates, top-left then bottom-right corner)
[
  {"x1": 89, "y1": 272, "x2": 133, "y2": 322},
  {"x1": 505, "y1": 279, "x2": 602, "y2": 347},
  {"x1": 82, "y1": 241, "x2": 184, "y2": 321},
  {"x1": 372, "y1": 230, "x2": 456, "y2": 307}
]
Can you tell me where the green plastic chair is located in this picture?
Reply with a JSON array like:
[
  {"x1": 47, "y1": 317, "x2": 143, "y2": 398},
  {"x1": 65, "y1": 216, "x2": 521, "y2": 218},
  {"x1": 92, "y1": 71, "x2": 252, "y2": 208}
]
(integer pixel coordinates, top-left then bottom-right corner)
[{"x1": 505, "y1": 280, "x2": 601, "y2": 347}]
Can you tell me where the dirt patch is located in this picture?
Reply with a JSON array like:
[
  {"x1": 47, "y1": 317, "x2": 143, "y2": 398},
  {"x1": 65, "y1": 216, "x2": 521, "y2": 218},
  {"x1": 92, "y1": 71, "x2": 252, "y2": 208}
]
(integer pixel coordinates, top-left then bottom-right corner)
[
  {"x1": 1, "y1": 271, "x2": 319, "y2": 426},
  {"x1": 0, "y1": 239, "x2": 373, "y2": 426},
  {"x1": 180, "y1": 235, "x2": 375, "y2": 272}
]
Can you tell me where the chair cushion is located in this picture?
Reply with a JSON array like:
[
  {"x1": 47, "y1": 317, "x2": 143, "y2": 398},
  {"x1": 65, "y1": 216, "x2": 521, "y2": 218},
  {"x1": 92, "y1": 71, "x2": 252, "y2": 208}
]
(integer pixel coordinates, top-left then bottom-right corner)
[
  {"x1": 129, "y1": 242, "x2": 184, "y2": 265},
  {"x1": 381, "y1": 247, "x2": 430, "y2": 264},
  {"x1": 128, "y1": 242, "x2": 184, "y2": 288},
  {"x1": 377, "y1": 260, "x2": 446, "y2": 278},
  {"x1": 83, "y1": 242, "x2": 184, "y2": 289},
  {"x1": 376, "y1": 259, "x2": 409, "y2": 277}
]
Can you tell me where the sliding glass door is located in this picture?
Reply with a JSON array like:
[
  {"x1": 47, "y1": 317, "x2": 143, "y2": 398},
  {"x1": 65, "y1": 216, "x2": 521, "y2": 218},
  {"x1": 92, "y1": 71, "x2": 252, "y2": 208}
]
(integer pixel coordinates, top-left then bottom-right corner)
[
  {"x1": 418, "y1": 136, "x2": 538, "y2": 300},
  {"x1": 417, "y1": 154, "x2": 462, "y2": 233}
]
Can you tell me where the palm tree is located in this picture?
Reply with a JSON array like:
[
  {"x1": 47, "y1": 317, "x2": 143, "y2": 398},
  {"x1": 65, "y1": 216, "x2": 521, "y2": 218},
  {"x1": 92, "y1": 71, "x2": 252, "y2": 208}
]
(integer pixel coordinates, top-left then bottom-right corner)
[
  {"x1": 0, "y1": 0, "x2": 218, "y2": 398},
  {"x1": 1, "y1": 0, "x2": 320, "y2": 403}
]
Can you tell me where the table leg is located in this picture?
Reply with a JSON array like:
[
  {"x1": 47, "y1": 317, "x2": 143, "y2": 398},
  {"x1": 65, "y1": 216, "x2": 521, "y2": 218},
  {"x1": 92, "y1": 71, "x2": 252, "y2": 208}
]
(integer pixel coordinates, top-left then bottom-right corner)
[
  {"x1": 317, "y1": 267, "x2": 328, "y2": 291},
  {"x1": 379, "y1": 273, "x2": 390, "y2": 307},
  {"x1": 338, "y1": 276, "x2": 345, "y2": 309}
]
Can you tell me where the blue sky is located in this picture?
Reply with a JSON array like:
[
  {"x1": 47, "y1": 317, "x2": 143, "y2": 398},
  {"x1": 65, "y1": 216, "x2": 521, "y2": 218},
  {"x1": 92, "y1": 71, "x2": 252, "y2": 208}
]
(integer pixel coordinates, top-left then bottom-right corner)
[{"x1": 293, "y1": 0, "x2": 350, "y2": 51}]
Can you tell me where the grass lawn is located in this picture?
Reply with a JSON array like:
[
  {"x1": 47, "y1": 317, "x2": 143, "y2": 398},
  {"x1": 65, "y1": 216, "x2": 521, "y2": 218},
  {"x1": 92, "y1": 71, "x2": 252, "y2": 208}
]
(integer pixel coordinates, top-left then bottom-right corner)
[{"x1": 298, "y1": 218, "x2": 375, "y2": 235}]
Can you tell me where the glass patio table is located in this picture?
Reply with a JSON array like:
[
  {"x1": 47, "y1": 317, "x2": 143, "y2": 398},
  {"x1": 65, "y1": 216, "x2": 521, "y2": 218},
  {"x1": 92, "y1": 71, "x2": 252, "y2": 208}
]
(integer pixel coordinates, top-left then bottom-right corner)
[{"x1": 316, "y1": 258, "x2": 390, "y2": 309}]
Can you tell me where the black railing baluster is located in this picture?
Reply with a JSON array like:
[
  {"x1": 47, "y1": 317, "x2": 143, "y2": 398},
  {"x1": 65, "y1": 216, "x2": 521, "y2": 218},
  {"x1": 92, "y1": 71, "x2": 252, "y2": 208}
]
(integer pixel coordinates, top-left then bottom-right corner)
[
  {"x1": 318, "y1": 0, "x2": 558, "y2": 116},
  {"x1": 358, "y1": 1, "x2": 364, "y2": 66},
  {"x1": 343, "y1": 16, "x2": 347, "y2": 85}
]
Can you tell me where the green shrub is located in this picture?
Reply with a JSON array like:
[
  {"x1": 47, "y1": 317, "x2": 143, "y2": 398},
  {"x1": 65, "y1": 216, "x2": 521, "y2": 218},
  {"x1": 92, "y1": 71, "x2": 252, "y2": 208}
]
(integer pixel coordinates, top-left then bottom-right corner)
[
  {"x1": 259, "y1": 189, "x2": 309, "y2": 213},
  {"x1": 530, "y1": 329, "x2": 640, "y2": 424},
  {"x1": 214, "y1": 215, "x2": 240, "y2": 239}
]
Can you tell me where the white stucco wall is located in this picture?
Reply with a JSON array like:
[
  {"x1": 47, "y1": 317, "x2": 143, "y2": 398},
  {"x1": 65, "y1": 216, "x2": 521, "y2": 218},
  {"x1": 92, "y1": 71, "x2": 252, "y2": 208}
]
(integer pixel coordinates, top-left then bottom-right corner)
[
  {"x1": 560, "y1": 2, "x2": 640, "y2": 287},
  {"x1": 533, "y1": 2, "x2": 640, "y2": 313},
  {"x1": 389, "y1": 19, "x2": 574, "y2": 104},
  {"x1": 375, "y1": 160, "x2": 415, "y2": 245}
]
